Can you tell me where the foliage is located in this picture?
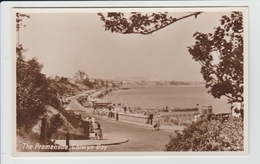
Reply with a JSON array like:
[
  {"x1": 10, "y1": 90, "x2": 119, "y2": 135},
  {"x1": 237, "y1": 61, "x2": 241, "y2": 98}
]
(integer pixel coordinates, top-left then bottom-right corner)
[
  {"x1": 165, "y1": 118, "x2": 244, "y2": 151},
  {"x1": 188, "y1": 12, "x2": 244, "y2": 103},
  {"x1": 169, "y1": 80, "x2": 188, "y2": 85},
  {"x1": 46, "y1": 113, "x2": 65, "y2": 139},
  {"x1": 16, "y1": 13, "x2": 30, "y2": 33},
  {"x1": 16, "y1": 44, "x2": 52, "y2": 132},
  {"x1": 112, "y1": 82, "x2": 116, "y2": 88},
  {"x1": 82, "y1": 78, "x2": 94, "y2": 89},
  {"x1": 98, "y1": 12, "x2": 202, "y2": 35},
  {"x1": 16, "y1": 14, "x2": 63, "y2": 133},
  {"x1": 49, "y1": 79, "x2": 79, "y2": 95},
  {"x1": 59, "y1": 77, "x2": 68, "y2": 82},
  {"x1": 100, "y1": 79, "x2": 105, "y2": 87},
  {"x1": 49, "y1": 95, "x2": 61, "y2": 109}
]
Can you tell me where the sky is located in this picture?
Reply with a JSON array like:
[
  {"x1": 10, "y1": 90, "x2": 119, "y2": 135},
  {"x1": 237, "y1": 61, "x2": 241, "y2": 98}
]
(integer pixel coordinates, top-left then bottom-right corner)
[{"x1": 17, "y1": 9, "x2": 231, "y2": 81}]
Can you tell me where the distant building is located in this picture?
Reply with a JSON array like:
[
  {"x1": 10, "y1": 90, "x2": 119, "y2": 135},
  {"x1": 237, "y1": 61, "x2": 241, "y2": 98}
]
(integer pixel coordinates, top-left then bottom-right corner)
[
  {"x1": 89, "y1": 78, "x2": 96, "y2": 83},
  {"x1": 200, "y1": 105, "x2": 213, "y2": 115},
  {"x1": 73, "y1": 70, "x2": 88, "y2": 82}
]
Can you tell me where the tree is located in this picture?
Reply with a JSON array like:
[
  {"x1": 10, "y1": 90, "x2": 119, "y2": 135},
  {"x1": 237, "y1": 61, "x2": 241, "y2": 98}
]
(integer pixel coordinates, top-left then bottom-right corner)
[
  {"x1": 16, "y1": 47, "x2": 52, "y2": 132},
  {"x1": 16, "y1": 13, "x2": 52, "y2": 133},
  {"x1": 112, "y1": 82, "x2": 116, "y2": 88},
  {"x1": 82, "y1": 78, "x2": 94, "y2": 89},
  {"x1": 98, "y1": 11, "x2": 244, "y2": 103},
  {"x1": 105, "y1": 80, "x2": 109, "y2": 88},
  {"x1": 98, "y1": 12, "x2": 202, "y2": 35},
  {"x1": 188, "y1": 12, "x2": 243, "y2": 103},
  {"x1": 100, "y1": 80, "x2": 105, "y2": 87}
]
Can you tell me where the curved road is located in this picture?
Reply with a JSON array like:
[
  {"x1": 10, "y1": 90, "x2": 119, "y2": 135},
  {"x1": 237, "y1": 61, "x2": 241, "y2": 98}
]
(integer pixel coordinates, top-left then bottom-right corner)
[{"x1": 67, "y1": 96, "x2": 175, "y2": 152}]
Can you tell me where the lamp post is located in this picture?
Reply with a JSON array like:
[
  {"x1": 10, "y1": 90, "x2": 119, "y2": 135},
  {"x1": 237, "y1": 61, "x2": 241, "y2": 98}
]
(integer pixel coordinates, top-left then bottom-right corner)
[{"x1": 115, "y1": 91, "x2": 119, "y2": 120}]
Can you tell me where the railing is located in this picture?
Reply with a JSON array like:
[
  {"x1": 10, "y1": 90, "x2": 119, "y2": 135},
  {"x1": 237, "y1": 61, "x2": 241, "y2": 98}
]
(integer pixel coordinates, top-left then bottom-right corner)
[
  {"x1": 59, "y1": 107, "x2": 83, "y2": 128},
  {"x1": 117, "y1": 112, "x2": 195, "y2": 125},
  {"x1": 118, "y1": 113, "x2": 148, "y2": 124}
]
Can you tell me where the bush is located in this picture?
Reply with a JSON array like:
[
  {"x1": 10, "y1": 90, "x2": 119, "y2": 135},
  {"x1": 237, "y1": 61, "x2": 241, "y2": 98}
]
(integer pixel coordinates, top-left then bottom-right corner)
[
  {"x1": 165, "y1": 118, "x2": 244, "y2": 151},
  {"x1": 49, "y1": 95, "x2": 61, "y2": 109},
  {"x1": 46, "y1": 113, "x2": 65, "y2": 139}
]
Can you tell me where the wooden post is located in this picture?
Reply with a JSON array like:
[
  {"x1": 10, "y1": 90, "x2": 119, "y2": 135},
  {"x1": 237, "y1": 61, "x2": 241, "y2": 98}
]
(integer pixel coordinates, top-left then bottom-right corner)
[
  {"x1": 40, "y1": 117, "x2": 47, "y2": 143},
  {"x1": 116, "y1": 113, "x2": 119, "y2": 121},
  {"x1": 66, "y1": 132, "x2": 70, "y2": 147}
]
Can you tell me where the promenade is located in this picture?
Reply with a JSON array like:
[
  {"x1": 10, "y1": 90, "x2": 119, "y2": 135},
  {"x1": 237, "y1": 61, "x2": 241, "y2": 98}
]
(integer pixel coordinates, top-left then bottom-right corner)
[
  {"x1": 58, "y1": 95, "x2": 186, "y2": 150},
  {"x1": 66, "y1": 93, "x2": 186, "y2": 133}
]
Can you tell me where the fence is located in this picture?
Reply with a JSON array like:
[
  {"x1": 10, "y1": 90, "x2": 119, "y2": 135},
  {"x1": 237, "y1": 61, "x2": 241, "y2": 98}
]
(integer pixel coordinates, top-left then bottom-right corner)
[
  {"x1": 118, "y1": 113, "x2": 148, "y2": 124},
  {"x1": 59, "y1": 107, "x2": 83, "y2": 128},
  {"x1": 118, "y1": 112, "x2": 195, "y2": 125}
]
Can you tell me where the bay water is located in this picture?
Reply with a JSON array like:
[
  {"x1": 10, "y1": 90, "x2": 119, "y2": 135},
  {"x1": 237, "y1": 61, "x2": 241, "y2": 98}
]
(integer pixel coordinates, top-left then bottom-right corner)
[{"x1": 104, "y1": 86, "x2": 231, "y2": 113}]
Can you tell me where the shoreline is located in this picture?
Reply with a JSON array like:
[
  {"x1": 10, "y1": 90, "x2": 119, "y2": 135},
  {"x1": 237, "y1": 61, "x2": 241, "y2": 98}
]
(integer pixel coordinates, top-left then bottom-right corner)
[
  {"x1": 120, "y1": 84, "x2": 206, "y2": 89},
  {"x1": 88, "y1": 87, "x2": 199, "y2": 112}
]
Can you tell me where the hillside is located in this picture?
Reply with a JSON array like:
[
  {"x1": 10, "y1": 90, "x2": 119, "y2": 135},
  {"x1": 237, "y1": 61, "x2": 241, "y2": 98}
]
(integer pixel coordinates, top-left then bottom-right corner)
[{"x1": 49, "y1": 78, "x2": 85, "y2": 96}]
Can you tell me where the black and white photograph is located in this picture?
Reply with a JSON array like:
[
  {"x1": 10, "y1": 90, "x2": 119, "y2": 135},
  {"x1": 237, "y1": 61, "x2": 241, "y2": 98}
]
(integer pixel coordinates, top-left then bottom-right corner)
[{"x1": 12, "y1": 7, "x2": 248, "y2": 156}]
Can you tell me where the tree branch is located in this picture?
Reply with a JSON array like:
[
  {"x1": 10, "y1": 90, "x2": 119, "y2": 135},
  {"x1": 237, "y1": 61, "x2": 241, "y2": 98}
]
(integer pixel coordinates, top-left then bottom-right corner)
[
  {"x1": 138, "y1": 12, "x2": 202, "y2": 35},
  {"x1": 100, "y1": 12, "x2": 202, "y2": 35}
]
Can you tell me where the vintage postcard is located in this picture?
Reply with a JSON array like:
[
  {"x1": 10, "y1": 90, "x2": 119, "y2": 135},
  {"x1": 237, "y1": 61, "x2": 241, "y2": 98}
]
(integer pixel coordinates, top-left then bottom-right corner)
[{"x1": 11, "y1": 7, "x2": 248, "y2": 157}]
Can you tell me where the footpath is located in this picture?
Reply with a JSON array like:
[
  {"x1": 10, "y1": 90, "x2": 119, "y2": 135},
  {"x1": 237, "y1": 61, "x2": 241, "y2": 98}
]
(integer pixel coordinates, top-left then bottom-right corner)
[{"x1": 55, "y1": 133, "x2": 128, "y2": 147}]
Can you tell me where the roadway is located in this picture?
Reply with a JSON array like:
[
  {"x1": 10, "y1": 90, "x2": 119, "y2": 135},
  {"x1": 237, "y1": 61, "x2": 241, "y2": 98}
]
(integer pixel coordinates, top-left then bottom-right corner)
[{"x1": 66, "y1": 96, "x2": 175, "y2": 152}]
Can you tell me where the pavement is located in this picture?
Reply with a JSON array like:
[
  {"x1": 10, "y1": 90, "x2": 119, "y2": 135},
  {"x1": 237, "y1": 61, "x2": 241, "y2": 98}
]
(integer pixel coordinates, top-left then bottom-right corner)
[
  {"x1": 55, "y1": 133, "x2": 128, "y2": 147},
  {"x1": 109, "y1": 117, "x2": 185, "y2": 131}
]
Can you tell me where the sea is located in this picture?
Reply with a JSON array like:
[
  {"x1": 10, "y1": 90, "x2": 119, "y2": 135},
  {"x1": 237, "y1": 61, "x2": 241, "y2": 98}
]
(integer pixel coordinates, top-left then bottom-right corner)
[{"x1": 104, "y1": 86, "x2": 231, "y2": 113}]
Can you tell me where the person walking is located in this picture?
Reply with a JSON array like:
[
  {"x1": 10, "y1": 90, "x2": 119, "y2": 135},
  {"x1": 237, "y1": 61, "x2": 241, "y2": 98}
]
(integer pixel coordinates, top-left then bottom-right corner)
[
  {"x1": 90, "y1": 117, "x2": 95, "y2": 133},
  {"x1": 153, "y1": 113, "x2": 161, "y2": 131},
  {"x1": 150, "y1": 112, "x2": 154, "y2": 125},
  {"x1": 124, "y1": 106, "x2": 127, "y2": 113},
  {"x1": 108, "y1": 107, "x2": 112, "y2": 119}
]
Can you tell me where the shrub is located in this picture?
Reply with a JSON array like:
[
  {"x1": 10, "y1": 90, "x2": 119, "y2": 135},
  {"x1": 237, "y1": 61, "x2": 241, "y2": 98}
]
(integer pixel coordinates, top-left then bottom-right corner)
[
  {"x1": 49, "y1": 95, "x2": 61, "y2": 109},
  {"x1": 165, "y1": 118, "x2": 244, "y2": 151},
  {"x1": 46, "y1": 113, "x2": 65, "y2": 139}
]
